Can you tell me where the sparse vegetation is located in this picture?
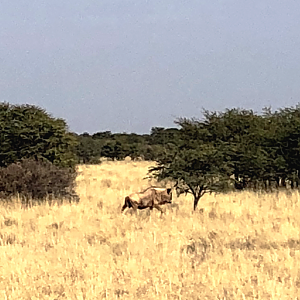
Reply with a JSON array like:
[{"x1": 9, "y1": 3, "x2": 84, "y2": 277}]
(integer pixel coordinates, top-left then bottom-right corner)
[{"x1": 0, "y1": 161, "x2": 300, "y2": 299}]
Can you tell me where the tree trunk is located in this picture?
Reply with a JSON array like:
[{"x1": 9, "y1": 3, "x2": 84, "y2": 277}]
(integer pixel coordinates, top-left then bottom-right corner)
[
  {"x1": 291, "y1": 179, "x2": 295, "y2": 189},
  {"x1": 193, "y1": 195, "x2": 201, "y2": 211},
  {"x1": 282, "y1": 176, "x2": 287, "y2": 188},
  {"x1": 264, "y1": 180, "x2": 269, "y2": 191},
  {"x1": 275, "y1": 177, "x2": 280, "y2": 189}
]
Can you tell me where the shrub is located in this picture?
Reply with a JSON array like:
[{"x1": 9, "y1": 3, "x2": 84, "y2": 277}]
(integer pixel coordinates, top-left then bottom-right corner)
[{"x1": 0, "y1": 159, "x2": 78, "y2": 204}]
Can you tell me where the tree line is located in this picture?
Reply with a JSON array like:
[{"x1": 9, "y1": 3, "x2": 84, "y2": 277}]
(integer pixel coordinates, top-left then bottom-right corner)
[
  {"x1": 1, "y1": 101, "x2": 300, "y2": 208},
  {"x1": 74, "y1": 127, "x2": 180, "y2": 163},
  {"x1": 150, "y1": 107, "x2": 300, "y2": 209}
]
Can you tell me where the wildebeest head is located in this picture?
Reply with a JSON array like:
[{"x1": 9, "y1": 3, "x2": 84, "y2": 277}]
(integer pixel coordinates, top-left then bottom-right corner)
[
  {"x1": 166, "y1": 188, "x2": 172, "y2": 203},
  {"x1": 153, "y1": 187, "x2": 173, "y2": 204}
]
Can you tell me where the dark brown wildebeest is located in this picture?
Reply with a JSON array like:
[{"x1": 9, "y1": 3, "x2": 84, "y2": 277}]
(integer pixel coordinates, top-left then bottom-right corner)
[{"x1": 121, "y1": 187, "x2": 172, "y2": 214}]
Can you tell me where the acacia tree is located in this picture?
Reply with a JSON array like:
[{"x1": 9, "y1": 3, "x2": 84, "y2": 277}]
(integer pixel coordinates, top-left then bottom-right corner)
[{"x1": 149, "y1": 118, "x2": 233, "y2": 211}]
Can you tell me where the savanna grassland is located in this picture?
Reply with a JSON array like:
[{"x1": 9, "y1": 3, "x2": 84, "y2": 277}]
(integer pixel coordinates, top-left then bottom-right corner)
[{"x1": 1, "y1": 161, "x2": 300, "y2": 299}]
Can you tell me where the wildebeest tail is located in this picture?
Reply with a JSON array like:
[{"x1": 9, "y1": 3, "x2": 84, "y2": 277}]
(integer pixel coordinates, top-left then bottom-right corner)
[{"x1": 121, "y1": 196, "x2": 132, "y2": 212}]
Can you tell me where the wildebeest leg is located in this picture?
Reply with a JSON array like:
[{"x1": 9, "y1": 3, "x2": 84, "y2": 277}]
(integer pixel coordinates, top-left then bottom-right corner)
[
  {"x1": 132, "y1": 202, "x2": 139, "y2": 214},
  {"x1": 153, "y1": 204, "x2": 164, "y2": 214},
  {"x1": 121, "y1": 202, "x2": 127, "y2": 212}
]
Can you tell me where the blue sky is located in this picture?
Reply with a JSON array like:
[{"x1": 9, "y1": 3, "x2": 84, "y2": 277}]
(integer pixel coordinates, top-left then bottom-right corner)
[{"x1": 1, "y1": 1, "x2": 300, "y2": 133}]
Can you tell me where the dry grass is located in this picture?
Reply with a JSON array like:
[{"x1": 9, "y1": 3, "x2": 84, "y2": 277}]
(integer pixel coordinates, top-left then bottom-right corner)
[{"x1": 1, "y1": 160, "x2": 300, "y2": 299}]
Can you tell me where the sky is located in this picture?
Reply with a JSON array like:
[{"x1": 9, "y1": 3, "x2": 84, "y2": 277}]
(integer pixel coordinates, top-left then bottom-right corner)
[{"x1": 1, "y1": 1, "x2": 300, "y2": 134}]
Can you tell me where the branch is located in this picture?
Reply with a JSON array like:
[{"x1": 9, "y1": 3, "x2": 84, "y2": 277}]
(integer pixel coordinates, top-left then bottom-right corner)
[
  {"x1": 200, "y1": 190, "x2": 207, "y2": 198},
  {"x1": 187, "y1": 183, "x2": 196, "y2": 198}
]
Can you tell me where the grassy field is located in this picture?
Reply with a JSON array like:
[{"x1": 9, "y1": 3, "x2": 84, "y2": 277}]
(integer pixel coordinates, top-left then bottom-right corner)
[{"x1": 1, "y1": 160, "x2": 300, "y2": 299}]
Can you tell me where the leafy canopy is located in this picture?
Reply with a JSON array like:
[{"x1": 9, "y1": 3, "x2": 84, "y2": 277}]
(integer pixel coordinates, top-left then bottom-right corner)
[{"x1": 0, "y1": 102, "x2": 78, "y2": 168}]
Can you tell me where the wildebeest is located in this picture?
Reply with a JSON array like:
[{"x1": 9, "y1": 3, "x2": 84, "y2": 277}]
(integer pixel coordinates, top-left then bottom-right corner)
[{"x1": 121, "y1": 186, "x2": 173, "y2": 214}]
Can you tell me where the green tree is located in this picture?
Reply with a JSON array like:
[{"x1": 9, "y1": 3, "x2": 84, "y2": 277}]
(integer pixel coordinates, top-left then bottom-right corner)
[
  {"x1": 101, "y1": 141, "x2": 116, "y2": 160},
  {"x1": 266, "y1": 106, "x2": 300, "y2": 188},
  {"x1": 114, "y1": 141, "x2": 126, "y2": 160},
  {"x1": 92, "y1": 131, "x2": 112, "y2": 139},
  {"x1": 0, "y1": 103, "x2": 77, "y2": 168},
  {"x1": 100, "y1": 141, "x2": 127, "y2": 160},
  {"x1": 75, "y1": 134, "x2": 102, "y2": 164},
  {"x1": 149, "y1": 118, "x2": 232, "y2": 210},
  {"x1": 150, "y1": 127, "x2": 180, "y2": 145},
  {"x1": 199, "y1": 108, "x2": 273, "y2": 190}
]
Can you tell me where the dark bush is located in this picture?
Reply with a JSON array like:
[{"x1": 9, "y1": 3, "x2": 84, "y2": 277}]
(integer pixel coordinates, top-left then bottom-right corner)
[{"x1": 0, "y1": 159, "x2": 79, "y2": 204}]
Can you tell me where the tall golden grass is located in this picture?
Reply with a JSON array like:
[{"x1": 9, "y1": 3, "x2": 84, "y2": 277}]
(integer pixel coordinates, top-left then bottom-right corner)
[{"x1": 0, "y1": 160, "x2": 300, "y2": 299}]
